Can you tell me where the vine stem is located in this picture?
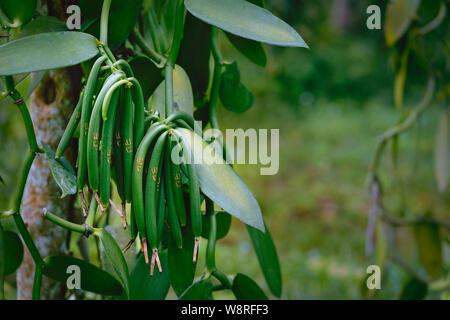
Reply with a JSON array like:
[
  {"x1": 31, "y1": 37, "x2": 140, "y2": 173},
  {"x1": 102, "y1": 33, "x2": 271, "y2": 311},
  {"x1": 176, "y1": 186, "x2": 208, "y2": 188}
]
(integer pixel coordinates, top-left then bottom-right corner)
[
  {"x1": 369, "y1": 77, "x2": 435, "y2": 176},
  {"x1": 130, "y1": 28, "x2": 165, "y2": 66},
  {"x1": 209, "y1": 27, "x2": 223, "y2": 130},
  {"x1": 43, "y1": 208, "x2": 95, "y2": 236},
  {"x1": 13, "y1": 213, "x2": 44, "y2": 267},
  {"x1": 100, "y1": 0, "x2": 112, "y2": 44},
  {"x1": 32, "y1": 264, "x2": 43, "y2": 300},
  {"x1": 205, "y1": 198, "x2": 216, "y2": 272},
  {"x1": 164, "y1": 0, "x2": 186, "y2": 118}
]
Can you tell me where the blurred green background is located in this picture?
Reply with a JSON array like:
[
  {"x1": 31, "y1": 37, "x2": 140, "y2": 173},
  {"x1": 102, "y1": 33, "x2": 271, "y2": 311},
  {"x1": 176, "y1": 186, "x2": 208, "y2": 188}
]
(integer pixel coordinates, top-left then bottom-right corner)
[{"x1": 1, "y1": 0, "x2": 449, "y2": 299}]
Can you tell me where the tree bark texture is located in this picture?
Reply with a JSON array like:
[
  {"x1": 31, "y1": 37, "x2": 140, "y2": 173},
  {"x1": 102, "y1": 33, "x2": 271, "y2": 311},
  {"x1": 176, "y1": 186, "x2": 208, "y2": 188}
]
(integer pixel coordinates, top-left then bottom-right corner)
[{"x1": 16, "y1": 68, "x2": 80, "y2": 300}]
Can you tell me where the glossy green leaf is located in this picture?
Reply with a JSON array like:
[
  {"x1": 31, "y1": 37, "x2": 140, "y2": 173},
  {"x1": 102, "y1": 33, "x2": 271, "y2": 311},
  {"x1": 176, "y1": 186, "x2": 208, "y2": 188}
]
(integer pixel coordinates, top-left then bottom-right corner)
[
  {"x1": 42, "y1": 143, "x2": 77, "y2": 198},
  {"x1": 0, "y1": 32, "x2": 99, "y2": 76},
  {"x1": 148, "y1": 65, "x2": 194, "y2": 117},
  {"x1": 176, "y1": 128, "x2": 264, "y2": 231},
  {"x1": 95, "y1": 228, "x2": 130, "y2": 298},
  {"x1": 219, "y1": 61, "x2": 254, "y2": 113},
  {"x1": 247, "y1": 223, "x2": 282, "y2": 297},
  {"x1": 43, "y1": 254, "x2": 123, "y2": 296},
  {"x1": 385, "y1": 0, "x2": 420, "y2": 46},
  {"x1": 179, "y1": 278, "x2": 213, "y2": 300},
  {"x1": 201, "y1": 211, "x2": 232, "y2": 240},
  {"x1": 0, "y1": 0, "x2": 36, "y2": 27},
  {"x1": 168, "y1": 223, "x2": 197, "y2": 296},
  {"x1": 129, "y1": 55, "x2": 163, "y2": 100},
  {"x1": 2, "y1": 230, "x2": 24, "y2": 275},
  {"x1": 177, "y1": 12, "x2": 211, "y2": 100},
  {"x1": 10, "y1": 16, "x2": 66, "y2": 41},
  {"x1": 184, "y1": 0, "x2": 308, "y2": 47},
  {"x1": 399, "y1": 277, "x2": 428, "y2": 300},
  {"x1": 434, "y1": 114, "x2": 448, "y2": 193},
  {"x1": 232, "y1": 273, "x2": 268, "y2": 300},
  {"x1": 130, "y1": 251, "x2": 170, "y2": 300},
  {"x1": 80, "y1": 0, "x2": 143, "y2": 50},
  {"x1": 413, "y1": 221, "x2": 442, "y2": 279}
]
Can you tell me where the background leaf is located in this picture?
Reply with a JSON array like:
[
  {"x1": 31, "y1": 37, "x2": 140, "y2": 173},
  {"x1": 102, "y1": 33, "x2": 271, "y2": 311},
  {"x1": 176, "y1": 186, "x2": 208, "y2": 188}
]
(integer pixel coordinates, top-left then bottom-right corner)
[
  {"x1": 79, "y1": 0, "x2": 143, "y2": 50},
  {"x1": 95, "y1": 228, "x2": 130, "y2": 298},
  {"x1": 129, "y1": 55, "x2": 163, "y2": 100},
  {"x1": 434, "y1": 113, "x2": 448, "y2": 193},
  {"x1": 413, "y1": 221, "x2": 442, "y2": 279},
  {"x1": 148, "y1": 65, "x2": 194, "y2": 117},
  {"x1": 219, "y1": 61, "x2": 254, "y2": 113},
  {"x1": 42, "y1": 143, "x2": 77, "y2": 198},
  {"x1": 130, "y1": 251, "x2": 170, "y2": 300},
  {"x1": 168, "y1": 223, "x2": 197, "y2": 296},
  {"x1": 2, "y1": 230, "x2": 24, "y2": 275},
  {"x1": 185, "y1": 0, "x2": 308, "y2": 47},
  {"x1": 176, "y1": 128, "x2": 264, "y2": 231},
  {"x1": 0, "y1": 32, "x2": 99, "y2": 76},
  {"x1": 43, "y1": 254, "x2": 123, "y2": 296},
  {"x1": 247, "y1": 223, "x2": 282, "y2": 297},
  {"x1": 9, "y1": 16, "x2": 66, "y2": 41},
  {"x1": 399, "y1": 277, "x2": 428, "y2": 300},
  {"x1": 179, "y1": 278, "x2": 213, "y2": 300},
  {"x1": 385, "y1": 0, "x2": 420, "y2": 46},
  {"x1": 0, "y1": 0, "x2": 36, "y2": 27},
  {"x1": 232, "y1": 273, "x2": 268, "y2": 300},
  {"x1": 201, "y1": 210, "x2": 232, "y2": 240}
]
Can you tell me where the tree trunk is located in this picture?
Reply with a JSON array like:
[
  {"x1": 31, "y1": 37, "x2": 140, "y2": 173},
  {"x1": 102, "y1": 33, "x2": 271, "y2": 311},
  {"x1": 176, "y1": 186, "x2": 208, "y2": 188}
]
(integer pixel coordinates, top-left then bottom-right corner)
[{"x1": 16, "y1": 68, "x2": 80, "y2": 300}]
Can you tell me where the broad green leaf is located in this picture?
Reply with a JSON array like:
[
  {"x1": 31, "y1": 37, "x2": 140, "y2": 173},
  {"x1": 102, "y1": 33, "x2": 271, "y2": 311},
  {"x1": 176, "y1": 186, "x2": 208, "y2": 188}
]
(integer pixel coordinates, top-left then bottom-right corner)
[
  {"x1": 95, "y1": 228, "x2": 130, "y2": 298},
  {"x1": 129, "y1": 55, "x2": 163, "y2": 100},
  {"x1": 179, "y1": 278, "x2": 213, "y2": 300},
  {"x1": 434, "y1": 114, "x2": 448, "y2": 193},
  {"x1": 232, "y1": 273, "x2": 268, "y2": 300},
  {"x1": 177, "y1": 12, "x2": 211, "y2": 100},
  {"x1": 184, "y1": 0, "x2": 308, "y2": 47},
  {"x1": 201, "y1": 211, "x2": 232, "y2": 240},
  {"x1": 0, "y1": 0, "x2": 36, "y2": 27},
  {"x1": 219, "y1": 61, "x2": 254, "y2": 113},
  {"x1": 10, "y1": 16, "x2": 66, "y2": 41},
  {"x1": 148, "y1": 65, "x2": 194, "y2": 118},
  {"x1": 223, "y1": 0, "x2": 266, "y2": 67},
  {"x1": 42, "y1": 143, "x2": 77, "y2": 198},
  {"x1": 225, "y1": 33, "x2": 267, "y2": 67},
  {"x1": 43, "y1": 254, "x2": 123, "y2": 296},
  {"x1": 2, "y1": 230, "x2": 24, "y2": 275},
  {"x1": 399, "y1": 277, "x2": 428, "y2": 300},
  {"x1": 130, "y1": 251, "x2": 170, "y2": 300},
  {"x1": 79, "y1": 0, "x2": 143, "y2": 50},
  {"x1": 385, "y1": 0, "x2": 420, "y2": 46},
  {"x1": 168, "y1": 223, "x2": 197, "y2": 296},
  {"x1": 0, "y1": 32, "x2": 99, "y2": 76},
  {"x1": 247, "y1": 223, "x2": 282, "y2": 297},
  {"x1": 176, "y1": 128, "x2": 264, "y2": 231},
  {"x1": 413, "y1": 221, "x2": 442, "y2": 279}
]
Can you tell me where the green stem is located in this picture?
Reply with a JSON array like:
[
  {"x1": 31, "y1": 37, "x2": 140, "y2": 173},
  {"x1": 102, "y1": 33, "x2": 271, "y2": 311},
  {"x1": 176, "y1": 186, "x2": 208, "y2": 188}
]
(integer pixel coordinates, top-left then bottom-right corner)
[
  {"x1": 5, "y1": 76, "x2": 39, "y2": 152},
  {"x1": 100, "y1": 0, "x2": 112, "y2": 44},
  {"x1": 165, "y1": 63, "x2": 174, "y2": 117},
  {"x1": 212, "y1": 270, "x2": 232, "y2": 289},
  {"x1": 43, "y1": 209, "x2": 94, "y2": 236},
  {"x1": 130, "y1": 28, "x2": 165, "y2": 66},
  {"x1": 0, "y1": 7, "x2": 13, "y2": 28},
  {"x1": 10, "y1": 150, "x2": 35, "y2": 214},
  {"x1": 369, "y1": 77, "x2": 435, "y2": 175},
  {"x1": 13, "y1": 213, "x2": 44, "y2": 267},
  {"x1": 205, "y1": 198, "x2": 216, "y2": 272},
  {"x1": 32, "y1": 264, "x2": 43, "y2": 300},
  {"x1": 168, "y1": 0, "x2": 185, "y2": 66}
]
